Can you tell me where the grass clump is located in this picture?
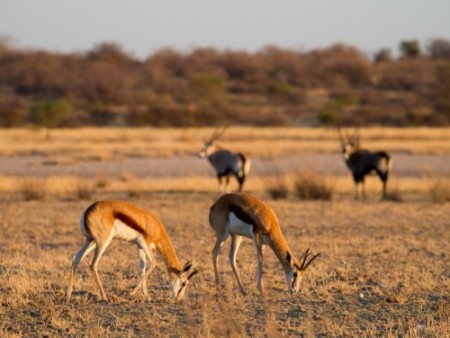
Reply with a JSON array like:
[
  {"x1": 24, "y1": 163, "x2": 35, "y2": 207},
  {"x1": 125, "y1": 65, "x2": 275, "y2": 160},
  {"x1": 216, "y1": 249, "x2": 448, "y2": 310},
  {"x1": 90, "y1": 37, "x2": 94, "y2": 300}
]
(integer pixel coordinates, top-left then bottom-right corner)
[
  {"x1": 293, "y1": 170, "x2": 335, "y2": 200},
  {"x1": 264, "y1": 174, "x2": 289, "y2": 200},
  {"x1": 429, "y1": 176, "x2": 450, "y2": 204},
  {"x1": 75, "y1": 178, "x2": 95, "y2": 200},
  {"x1": 19, "y1": 178, "x2": 46, "y2": 201}
]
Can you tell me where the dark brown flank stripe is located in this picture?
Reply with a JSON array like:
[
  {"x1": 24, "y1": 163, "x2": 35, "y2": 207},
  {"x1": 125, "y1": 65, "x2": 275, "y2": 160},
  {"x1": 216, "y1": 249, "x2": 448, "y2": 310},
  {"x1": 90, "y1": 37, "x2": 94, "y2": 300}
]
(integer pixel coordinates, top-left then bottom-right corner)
[
  {"x1": 229, "y1": 204, "x2": 254, "y2": 225},
  {"x1": 114, "y1": 212, "x2": 144, "y2": 234}
]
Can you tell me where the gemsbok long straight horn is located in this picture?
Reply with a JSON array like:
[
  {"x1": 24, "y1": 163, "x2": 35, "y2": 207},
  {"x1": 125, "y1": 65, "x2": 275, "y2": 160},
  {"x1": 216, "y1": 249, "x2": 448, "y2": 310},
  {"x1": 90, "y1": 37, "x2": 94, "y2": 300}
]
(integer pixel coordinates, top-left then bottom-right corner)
[
  {"x1": 66, "y1": 200, "x2": 198, "y2": 302},
  {"x1": 339, "y1": 128, "x2": 393, "y2": 200},
  {"x1": 199, "y1": 126, "x2": 251, "y2": 193},
  {"x1": 209, "y1": 193, "x2": 320, "y2": 295}
]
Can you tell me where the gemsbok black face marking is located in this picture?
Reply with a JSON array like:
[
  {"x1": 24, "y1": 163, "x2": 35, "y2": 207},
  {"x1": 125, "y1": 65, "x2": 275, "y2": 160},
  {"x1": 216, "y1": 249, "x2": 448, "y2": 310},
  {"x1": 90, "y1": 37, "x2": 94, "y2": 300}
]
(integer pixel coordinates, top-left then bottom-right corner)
[
  {"x1": 199, "y1": 126, "x2": 251, "y2": 193},
  {"x1": 339, "y1": 129, "x2": 393, "y2": 200}
]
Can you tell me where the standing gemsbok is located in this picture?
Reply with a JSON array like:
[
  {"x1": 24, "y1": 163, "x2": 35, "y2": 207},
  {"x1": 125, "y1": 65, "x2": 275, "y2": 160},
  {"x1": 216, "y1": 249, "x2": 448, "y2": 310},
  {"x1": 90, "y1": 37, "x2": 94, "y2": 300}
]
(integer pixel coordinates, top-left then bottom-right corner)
[
  {"x1": 339, "y1": 129, "x2": 393, "y2": 200},
  {"x1": 199, "y1": 126, "x2": 251, "y2": 193},
  {"x1": 66, "y1": 200, "x2": 198, "y2": 302},
  {"x1": 209, "y1": 193, "x2": 320, "y2": 295}
]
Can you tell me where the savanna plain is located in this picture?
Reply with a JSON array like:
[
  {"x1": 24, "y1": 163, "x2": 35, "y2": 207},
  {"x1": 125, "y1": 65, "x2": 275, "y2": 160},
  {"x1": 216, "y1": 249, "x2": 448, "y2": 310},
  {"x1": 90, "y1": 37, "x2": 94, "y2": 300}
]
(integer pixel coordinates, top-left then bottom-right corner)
[{"x1": 0, "y1": 127, "x2": 449, "y2": 337}]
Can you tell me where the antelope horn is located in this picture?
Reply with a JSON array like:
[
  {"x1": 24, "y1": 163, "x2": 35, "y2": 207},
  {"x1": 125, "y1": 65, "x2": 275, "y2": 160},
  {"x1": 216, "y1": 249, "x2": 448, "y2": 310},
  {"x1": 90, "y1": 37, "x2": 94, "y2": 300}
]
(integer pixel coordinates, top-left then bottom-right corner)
[
  {"x1": 209, "y1": 125, "x2": 229, "y2": 142},
  {"x1": 299, "y1": 248, "x2": 312, "y2": 270},
  {"x1": 302, "y1": 253, "x2": 321, "y2": 270}
]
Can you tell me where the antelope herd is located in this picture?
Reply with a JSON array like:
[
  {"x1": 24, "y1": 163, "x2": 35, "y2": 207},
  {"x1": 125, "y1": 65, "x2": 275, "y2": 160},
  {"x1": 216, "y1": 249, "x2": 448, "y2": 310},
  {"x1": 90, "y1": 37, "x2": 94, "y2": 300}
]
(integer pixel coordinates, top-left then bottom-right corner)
[{"x1": 66, "y1": 127, "x2": 393, "y2": 302}]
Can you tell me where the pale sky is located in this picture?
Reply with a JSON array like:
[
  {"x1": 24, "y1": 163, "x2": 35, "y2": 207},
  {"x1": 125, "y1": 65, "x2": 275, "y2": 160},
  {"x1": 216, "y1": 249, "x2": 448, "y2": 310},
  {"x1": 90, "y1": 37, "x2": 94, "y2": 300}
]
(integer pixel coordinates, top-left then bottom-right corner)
[{"x1": 1, "y1": 0, "x2": 449, "y2": 59}]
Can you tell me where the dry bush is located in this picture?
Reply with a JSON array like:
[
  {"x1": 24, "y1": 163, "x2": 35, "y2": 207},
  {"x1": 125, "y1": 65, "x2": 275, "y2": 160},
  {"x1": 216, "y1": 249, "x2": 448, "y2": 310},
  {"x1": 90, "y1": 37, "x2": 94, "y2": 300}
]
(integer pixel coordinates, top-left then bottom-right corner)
[
  {"x1": 293, "y1": 170, "x2": 335, "y2": 200},
  {"x1": 74, "y1": 178, "x2": 95, "y2": 200},
  {"x1": 383, "y1": 178, "x2": 404, "y2": 202},
  {"x1": 19, "y1": 178, "x2": 47, "y2": 201},
  {"x1": 428, "y1": 176, "x2": 450, "y2": 204},
  {"x1": 264, "y1": 174, "x2": 290, "y2": 200}
]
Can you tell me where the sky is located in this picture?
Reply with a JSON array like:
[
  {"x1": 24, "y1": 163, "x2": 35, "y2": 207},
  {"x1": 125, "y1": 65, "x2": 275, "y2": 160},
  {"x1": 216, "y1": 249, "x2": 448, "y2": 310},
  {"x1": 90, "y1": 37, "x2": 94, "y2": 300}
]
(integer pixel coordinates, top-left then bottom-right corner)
[{"x1": 1, "y1": 0, "x2": 449, "y2": 59}]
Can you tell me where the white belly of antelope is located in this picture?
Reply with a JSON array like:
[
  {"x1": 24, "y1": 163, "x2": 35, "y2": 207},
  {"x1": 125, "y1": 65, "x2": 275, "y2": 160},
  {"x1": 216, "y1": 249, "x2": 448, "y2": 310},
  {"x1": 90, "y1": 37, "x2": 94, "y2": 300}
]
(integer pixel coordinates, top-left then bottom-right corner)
[
  {"x1": 113, "y1": 219, "x2": 142, "y2": 242},
  {"x1": 228, "y1": 212, "x2": 254, "y2": 238}
]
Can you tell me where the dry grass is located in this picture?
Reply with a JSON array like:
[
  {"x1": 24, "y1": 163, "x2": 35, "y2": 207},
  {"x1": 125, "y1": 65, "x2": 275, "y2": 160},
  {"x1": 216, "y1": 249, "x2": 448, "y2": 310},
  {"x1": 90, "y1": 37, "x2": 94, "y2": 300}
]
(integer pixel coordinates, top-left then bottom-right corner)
[
  {"x1": 0, "y1": 191, "x2": 448, "y2": 337},
  {"x1": 0, "y1": 127, "x2": 449, "y2": 159},
  {"x1": 428, "y1": 176, "x2": 450, "y2": 204},
  {"x1": 264, "y1": 171, "x2": 290, "y2": 200},
  {"x1": 293, "y1": 170, "x2": 335, "y2": 200},
  {"x1": 0, "y1": 127, "x2": 449, "y2": 336}
]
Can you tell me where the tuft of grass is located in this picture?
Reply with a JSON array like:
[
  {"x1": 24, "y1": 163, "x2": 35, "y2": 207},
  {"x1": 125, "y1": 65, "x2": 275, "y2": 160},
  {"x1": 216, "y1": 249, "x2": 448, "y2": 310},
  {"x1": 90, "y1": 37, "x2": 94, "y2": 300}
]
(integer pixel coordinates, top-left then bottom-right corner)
[
  {"x1": 429, "y1": 176, "x2": 450, "y2": 204},
  {"x1": 293, "y1": 170, "x2": 335, "y2": 200},
  {"x1": 384, "y1": 178, "x2": 404, "y2": 202},
  {"x1": 264, "y1": 174, "x2": 289, "y2": 200},
  {"x1": 19, "y1": 178, "x2": 46, "y2": 201},
  {"x1": 75, "y1": 178, "x2": 95, "y2": 200}
]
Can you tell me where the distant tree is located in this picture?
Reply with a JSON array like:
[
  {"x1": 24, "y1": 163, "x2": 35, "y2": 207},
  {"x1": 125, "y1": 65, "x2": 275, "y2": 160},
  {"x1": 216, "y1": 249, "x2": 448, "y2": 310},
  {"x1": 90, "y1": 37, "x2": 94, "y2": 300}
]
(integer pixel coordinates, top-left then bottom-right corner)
[
  {"x1": 428, "y1": 38, "x2": 450, "y2": 59},
  {"x1": 374, "y1": 48, "x2": 392, "y2": 63},
  {"x1": 87, "y1": 42, "x2": 133, "y2": 65},
  {"x1": 0, "y1": 95, "x2": 28, "y2": 127},
  {"x1": 435, "y1": 64, "x2": 450, "y2": 114},
  {"x1": 187, "y1": 74, "x2": 227, "y2": 110},
  {"x1": 400, "y1": 40, "x2": 421, "y2": 58},
  {"x1": 31, "y1": 100, "x2": 73, "y2": 138}
]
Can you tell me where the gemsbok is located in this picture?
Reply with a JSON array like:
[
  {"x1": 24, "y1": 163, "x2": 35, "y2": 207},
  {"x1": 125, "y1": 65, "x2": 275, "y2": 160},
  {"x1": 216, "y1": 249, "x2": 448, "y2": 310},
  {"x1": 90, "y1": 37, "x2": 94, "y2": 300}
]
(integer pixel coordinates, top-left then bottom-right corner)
[
  {"x1": 339, "y1": 129, "x2": 393, "y2": 200},
  {"x1": 209, "y1": 193, "x2": 320, "y2": 295},
  {"x1": 199, "y1": 126, "x2": 251, "y2": 193},
  {"x1": 66, "y1": 200, "x2": 198, "y2": 302}
]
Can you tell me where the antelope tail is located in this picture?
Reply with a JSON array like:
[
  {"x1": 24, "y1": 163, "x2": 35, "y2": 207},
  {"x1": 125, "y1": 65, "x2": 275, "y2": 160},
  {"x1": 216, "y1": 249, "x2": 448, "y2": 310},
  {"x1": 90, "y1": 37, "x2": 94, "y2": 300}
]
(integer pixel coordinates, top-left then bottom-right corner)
[
  {"x1": 379, "y1": 151, "x2": 393, "y2": 173},
  {"x1": 237, "y1": 153, "x2": 251, "y2": 179}
]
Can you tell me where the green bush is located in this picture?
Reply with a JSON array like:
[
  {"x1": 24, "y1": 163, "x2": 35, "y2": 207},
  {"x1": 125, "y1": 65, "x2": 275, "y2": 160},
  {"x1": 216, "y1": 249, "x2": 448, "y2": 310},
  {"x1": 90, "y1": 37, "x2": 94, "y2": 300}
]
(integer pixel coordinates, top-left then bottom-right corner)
[{"x1": 31, "y1": 100, "x2": 73, "y2": 128}]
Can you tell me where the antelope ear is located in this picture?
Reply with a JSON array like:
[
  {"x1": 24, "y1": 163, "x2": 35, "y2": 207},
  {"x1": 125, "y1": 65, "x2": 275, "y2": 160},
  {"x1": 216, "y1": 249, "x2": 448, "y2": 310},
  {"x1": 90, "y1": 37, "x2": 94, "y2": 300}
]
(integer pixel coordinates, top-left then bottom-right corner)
[
  {"x1": 188, "y1": 269, "x2": 199, "y2": 280},
  {"x1": 286, "y1": 252, "x2": 292, "y2": 263},
  {"x1": 183, "y1": 261, "x2": 193, "y2": 272}
]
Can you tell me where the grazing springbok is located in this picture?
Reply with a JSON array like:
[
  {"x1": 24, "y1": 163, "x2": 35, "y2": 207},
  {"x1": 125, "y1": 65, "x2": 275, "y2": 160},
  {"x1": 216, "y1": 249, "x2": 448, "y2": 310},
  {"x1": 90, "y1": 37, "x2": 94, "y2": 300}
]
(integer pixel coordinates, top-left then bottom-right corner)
[
  {"x1": 209, "y1": 193, "x2": 320, "y2": 295},
  {"x1": 66, "y1": 200, "x2": 198, "y2": 302},
  {"x1": 339, "y1": 129, "x2": 393, "y2": 200},
  {"x1": 199, "y1": 126, "x2": 251, "y2": 193}
]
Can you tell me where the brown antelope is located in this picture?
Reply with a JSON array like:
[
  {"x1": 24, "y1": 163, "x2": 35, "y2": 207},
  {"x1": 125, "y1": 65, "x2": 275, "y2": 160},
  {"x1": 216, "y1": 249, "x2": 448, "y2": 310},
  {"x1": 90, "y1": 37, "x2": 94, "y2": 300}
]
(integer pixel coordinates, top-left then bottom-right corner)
[
  {"x1": 66, "y1": 200, "x2": 198, "y2": 302},
  {"x1": 209, "y1": 193, "x2": 320, "y2": 295},
  {"x1": 339, "y1": 129, "x2": 393, "y2": 199},
  {"x1": 199, "y1": 126, "x2": 251, "y2": 193}
]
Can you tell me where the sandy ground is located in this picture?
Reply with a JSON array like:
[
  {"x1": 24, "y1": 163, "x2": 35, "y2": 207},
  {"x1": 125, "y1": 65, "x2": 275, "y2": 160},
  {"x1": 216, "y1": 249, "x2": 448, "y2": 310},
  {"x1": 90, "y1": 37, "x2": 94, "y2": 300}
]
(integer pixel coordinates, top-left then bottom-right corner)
[{"x1": 0, "y1": 153, "x2": 448, "y2": 178}]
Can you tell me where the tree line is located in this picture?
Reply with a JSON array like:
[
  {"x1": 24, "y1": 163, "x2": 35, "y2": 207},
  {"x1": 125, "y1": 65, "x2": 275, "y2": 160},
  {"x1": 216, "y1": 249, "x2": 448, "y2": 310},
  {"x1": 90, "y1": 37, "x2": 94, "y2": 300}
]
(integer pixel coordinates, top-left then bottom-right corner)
[{"x1": 0, "y1": 38, "x2": 449, "y2": 128}]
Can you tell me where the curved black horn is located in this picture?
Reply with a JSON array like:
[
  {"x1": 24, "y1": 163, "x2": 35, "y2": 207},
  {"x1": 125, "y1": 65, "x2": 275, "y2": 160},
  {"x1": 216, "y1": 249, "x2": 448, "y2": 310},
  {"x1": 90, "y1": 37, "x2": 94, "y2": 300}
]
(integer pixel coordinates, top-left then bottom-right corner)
[{"x1": 302, "y1": 253, "x2": 320, "y2": 270}]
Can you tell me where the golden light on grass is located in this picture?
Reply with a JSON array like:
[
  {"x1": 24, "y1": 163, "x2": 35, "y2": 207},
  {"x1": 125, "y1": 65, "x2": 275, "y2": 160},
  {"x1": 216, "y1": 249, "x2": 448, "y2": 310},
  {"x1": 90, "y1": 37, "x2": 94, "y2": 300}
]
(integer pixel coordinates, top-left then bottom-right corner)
[
  {"x1": 0, "y1": 127, "x2": 449, "y2": 159},
  {"x1": 0, "y1": 127, "x2": 449, "y2": 336}
]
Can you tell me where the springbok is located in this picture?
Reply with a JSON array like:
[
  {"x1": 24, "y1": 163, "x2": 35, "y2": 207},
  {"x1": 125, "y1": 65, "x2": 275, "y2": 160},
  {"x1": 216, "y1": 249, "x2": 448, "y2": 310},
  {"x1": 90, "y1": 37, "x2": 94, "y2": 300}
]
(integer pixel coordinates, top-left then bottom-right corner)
[
  {"x1": 209, "y1": 193, "x2": 320, "y2": 295},
  {"x1": 66, "y1": 200, "x2": 198, "y2": 302},
  {"x1": 339, "y1": 129, "x2": 393, "y2": 200},
  {"x1": 199, "y1": 126, "x2": 251, "y2": 193}
]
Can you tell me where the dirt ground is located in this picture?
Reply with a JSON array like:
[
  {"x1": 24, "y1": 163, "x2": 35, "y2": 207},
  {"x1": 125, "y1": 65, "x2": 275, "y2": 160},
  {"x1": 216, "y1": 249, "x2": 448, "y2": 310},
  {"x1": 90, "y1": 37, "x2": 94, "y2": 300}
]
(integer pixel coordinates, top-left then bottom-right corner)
[
  {"x1": 0, "y1": 128, "x2": 449, "y2": 337},
  {"x1": 0, "y1": 152, "x2": 448, "y2": 178},
  {"x1": 0, "y1": 191, "x2": 449, "y2": 337}
]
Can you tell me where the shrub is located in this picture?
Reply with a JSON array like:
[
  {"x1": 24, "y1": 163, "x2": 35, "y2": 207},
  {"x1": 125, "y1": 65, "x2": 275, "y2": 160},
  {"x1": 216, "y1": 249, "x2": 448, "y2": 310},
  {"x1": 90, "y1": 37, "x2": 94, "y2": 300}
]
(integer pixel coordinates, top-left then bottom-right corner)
[
  {"x1": 31, "y1": 100, "x2": 73, "y2": 128},
  {"x1": 293, "y1": 170, "x2": 335, "y2": 200},
  {"x1": 428, "y1": 38, "x2": 450, "y2": 59},
  {"x1": 264, "y1": 174, "x2": 289, "y2": 200},
  {"x1": 429, "y1": 176, "x2": 450, "y2": 204},
  {"x1": 19, "y1": 178, "x2": 46, "y2": 201},
  {"x1": 400, "y1": 40, "x2": 421, "y2": 58},
  {"x1": 75, "y1": 179, "x2": 95, "y2": 200}
]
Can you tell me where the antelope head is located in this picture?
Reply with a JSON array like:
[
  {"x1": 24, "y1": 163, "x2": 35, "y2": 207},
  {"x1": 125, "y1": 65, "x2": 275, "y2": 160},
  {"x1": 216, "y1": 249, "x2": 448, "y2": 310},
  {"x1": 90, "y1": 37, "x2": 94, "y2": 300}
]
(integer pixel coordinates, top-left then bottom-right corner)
[
  {"x1": 338, "y1": 128, "x2": 360, "y2": 159},
  {"x1": 199, "y1": 126, "x2": 228, "y2": 158},
  {"x1": 285, "y1": 248, "x2": 320, "y2": 293},
  {"x1": 170, "y1": 261, "x2": 199, "y2": 300}
]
